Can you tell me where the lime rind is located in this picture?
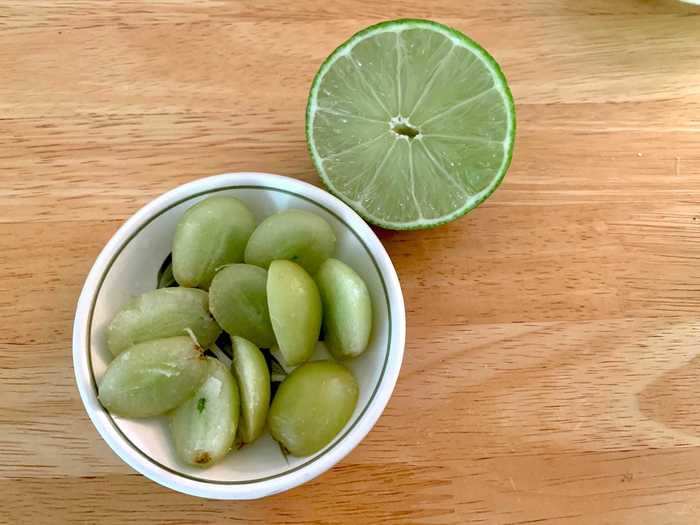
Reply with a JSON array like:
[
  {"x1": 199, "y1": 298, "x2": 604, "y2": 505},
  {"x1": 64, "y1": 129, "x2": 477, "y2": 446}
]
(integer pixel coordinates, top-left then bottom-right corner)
[{"x1": 306, "y1": 19, "x2": 516, "y2": 230}]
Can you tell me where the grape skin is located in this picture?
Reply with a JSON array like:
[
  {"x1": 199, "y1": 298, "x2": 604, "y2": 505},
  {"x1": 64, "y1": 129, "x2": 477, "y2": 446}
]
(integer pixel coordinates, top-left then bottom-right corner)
[
  {"x1": 98, "y1": 336, "x2": 208, "y2": 418},
  {"x1": 267, "y1": 260, "x2": 322, "y2": 367},
  {"x1": 244, "y1": 209, "x2": 336, "y2": 274}
]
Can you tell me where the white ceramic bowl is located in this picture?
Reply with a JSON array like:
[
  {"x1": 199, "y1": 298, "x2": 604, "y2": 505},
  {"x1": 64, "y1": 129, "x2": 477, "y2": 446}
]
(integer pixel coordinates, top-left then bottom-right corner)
[{"x1": 73, "y1": 173, "x2": 405, "y2": 499}]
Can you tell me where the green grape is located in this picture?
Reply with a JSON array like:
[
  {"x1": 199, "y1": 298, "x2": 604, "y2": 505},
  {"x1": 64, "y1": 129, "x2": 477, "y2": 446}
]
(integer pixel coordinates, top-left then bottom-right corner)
[
  {"x1": 106, "y1": 287, "x2": 221, "y2": 356},
  {"x1": 98, "y1": 336, "x2": 207, "y2": 418},
  {"x1": 244, "y1": 209, "x2": 336, "y2": 274},
  {"x1": 316, "y1": 259, "x2": 372, "y2": 359},
  {"x1": 267, "y1": 260, "x2": 322, "y2": 366},
  {"x1": 231, "y1": 336, "x2": 270, "y2": 444},
  {"x1": 209, "y1": 264, "x2": 275, "y2": 348},
  {"x1": 172, "y1": 196, "x2": 256, "y2": 289},
  {"x1": 268, "y1": 360, "x2": 358, "y2": 456},
  {"x1": 170, "y1": 357, "x2": 239, "y2": 466}
]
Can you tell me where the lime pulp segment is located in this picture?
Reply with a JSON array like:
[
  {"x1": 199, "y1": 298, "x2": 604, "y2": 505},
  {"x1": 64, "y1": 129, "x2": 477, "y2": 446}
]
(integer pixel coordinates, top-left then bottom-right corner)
[{"x1": 306, "y1": 19, "x2": 515, "y2": 229}]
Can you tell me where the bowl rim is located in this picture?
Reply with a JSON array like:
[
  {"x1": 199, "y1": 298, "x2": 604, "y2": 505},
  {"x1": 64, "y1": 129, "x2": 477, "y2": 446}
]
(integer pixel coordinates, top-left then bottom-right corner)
[{"x1": 72, "y1": 172, "x2": 406, "y2": 499}]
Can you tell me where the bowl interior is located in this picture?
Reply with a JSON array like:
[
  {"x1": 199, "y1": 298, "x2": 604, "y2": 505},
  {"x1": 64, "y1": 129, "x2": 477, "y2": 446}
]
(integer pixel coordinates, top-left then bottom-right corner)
[{"x1": 87, "y1": 185, "x2": 391, "y2": 483}]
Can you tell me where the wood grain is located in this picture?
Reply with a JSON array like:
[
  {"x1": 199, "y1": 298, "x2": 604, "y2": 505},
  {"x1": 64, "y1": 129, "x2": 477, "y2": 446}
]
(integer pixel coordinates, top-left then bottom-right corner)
[{"x1": 1, "y1": 1, "x2": 700, "y2": 523}]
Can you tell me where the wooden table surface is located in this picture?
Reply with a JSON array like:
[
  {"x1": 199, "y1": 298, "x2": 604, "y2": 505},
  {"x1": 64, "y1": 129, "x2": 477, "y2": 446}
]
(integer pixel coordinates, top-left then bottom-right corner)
[{"x1": 2, "y1": 1, "x2": 700, "y2": 523}]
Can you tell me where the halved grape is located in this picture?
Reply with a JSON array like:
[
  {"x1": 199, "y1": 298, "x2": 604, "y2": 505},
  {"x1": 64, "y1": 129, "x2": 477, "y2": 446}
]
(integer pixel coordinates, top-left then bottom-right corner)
[
  {"x1": 268, "y1": 360, "x2": 358, "y2": 456},
  {"x1": 231, "y1": 336, "x2": 270, "y2": 444},
  {"x1": 173, "y1": 196, "x2": 256, "y2": 289},
  {"x1": 244, "y1": 209, "x2": 336, "y2": 274},
  {"x1": 209, "y1": 264, "x2": 275, "y2": 348},
  {"x1": 98, "y1": 336, "x2": 207, "y2": 418},
  {"x1": 316, "y1": 258, "x2": 372, "y2": 359},
  {"x1": 267, "y1": 260, "x2": 322, "y2": 366},
  {"x1": 171, "y1": 357, "x2": 239, "y2": 466},
  {"x1": 106, "y1": 287, "x2": 221, "y2": 356}
]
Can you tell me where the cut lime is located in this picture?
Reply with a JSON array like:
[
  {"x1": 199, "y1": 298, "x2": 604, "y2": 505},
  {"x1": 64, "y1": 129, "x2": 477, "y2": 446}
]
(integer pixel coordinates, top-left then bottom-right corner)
[{"x1": 306, "y1": 19, "x2": 516, "y2": 230}]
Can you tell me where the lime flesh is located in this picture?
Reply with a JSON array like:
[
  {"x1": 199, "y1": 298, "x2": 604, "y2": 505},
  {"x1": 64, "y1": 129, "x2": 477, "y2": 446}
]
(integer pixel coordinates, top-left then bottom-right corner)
[{"x1": 306, "y1": 19, "x2": 515, "y2": 230}]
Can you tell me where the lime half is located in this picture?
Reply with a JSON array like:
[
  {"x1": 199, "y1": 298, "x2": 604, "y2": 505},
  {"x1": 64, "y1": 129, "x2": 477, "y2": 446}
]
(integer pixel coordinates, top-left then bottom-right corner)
[{"x1": 306, "y1": 19, "x2": 516, "y2": 230}]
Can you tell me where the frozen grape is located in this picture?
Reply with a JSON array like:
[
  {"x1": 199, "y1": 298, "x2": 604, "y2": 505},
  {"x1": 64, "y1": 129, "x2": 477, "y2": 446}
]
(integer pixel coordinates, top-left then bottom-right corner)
[
  {"x1": 316, "y1": 258, "x2": 372, "y2": 359},
  {"x1": 106, "y1": 287, "x2": 221, "y2": 356},
  {"x1": 171, "y1": 357, "x2": 239, "y2": 466},
  {"x1": 268, "y1": 360, "x2": 358, "y2": 456},
  {"x1": 209, "y1": 264, "x2": 275, "y2": 348},
  {"x1": 244, "y1": 209, "x2": 335, "y2": 274},
  {"x1": 231, "y1": 336, "x2": 270, "y2": 444},
  {"x1": 173, "y1": 196, "x2": 256, "y2": 289},
  {"x1": 267, "y1": 260, "x2": 322, "y2": 366},
  {"x1": 98, "y1": 336, "x2": 207, "y2": 418}
]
